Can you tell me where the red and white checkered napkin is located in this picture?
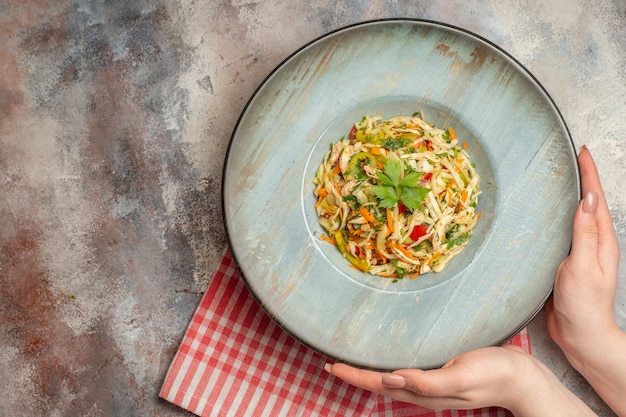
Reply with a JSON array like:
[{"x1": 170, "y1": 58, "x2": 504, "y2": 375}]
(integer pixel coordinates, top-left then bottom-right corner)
[{"x1": 160, "y1": 248, "x2": 531, "y2": 417}]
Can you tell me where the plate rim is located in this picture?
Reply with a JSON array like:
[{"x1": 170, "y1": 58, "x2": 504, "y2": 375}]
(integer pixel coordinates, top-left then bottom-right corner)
[{"x1": 221, "y1": 18, "x2": 580, "y2": 370}]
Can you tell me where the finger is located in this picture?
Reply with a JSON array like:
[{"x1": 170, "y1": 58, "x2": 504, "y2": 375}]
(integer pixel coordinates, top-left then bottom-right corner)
[
  {"x1": 577, "y1": 146, "x2": 620, "y2": 271},
  {"x1": 325, "y1": 362, "x2": 473, "y2": 410},
  {"x1": 567, "y1": 191, "x2": 600, "y2": 271},
  {"x1": 578, "y1": 145, "x2": 604, "y2": 202},
  {"x1": 324, "y1": 363, "x2": 388, "y2": 394}
]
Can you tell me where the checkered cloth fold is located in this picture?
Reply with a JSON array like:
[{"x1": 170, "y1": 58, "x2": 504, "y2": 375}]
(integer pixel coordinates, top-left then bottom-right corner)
[{"x1": 160, "y1": 248, "x2": 530, "y2": 416}]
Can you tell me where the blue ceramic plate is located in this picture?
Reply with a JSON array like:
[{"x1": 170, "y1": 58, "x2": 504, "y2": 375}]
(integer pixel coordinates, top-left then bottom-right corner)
[{"x1": 222, "y1": 19, "x2": 579, "y2": 370}]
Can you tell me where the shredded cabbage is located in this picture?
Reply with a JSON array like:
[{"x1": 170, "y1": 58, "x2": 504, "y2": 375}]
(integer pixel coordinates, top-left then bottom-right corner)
[{"x1": 313, "y1": 114, "x2": 481, "y2": 279}]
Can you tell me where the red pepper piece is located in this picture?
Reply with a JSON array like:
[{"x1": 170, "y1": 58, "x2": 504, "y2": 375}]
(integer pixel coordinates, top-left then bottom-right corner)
[{"x1": 410, "y1": 224, "x2": 429, "y2": 241}]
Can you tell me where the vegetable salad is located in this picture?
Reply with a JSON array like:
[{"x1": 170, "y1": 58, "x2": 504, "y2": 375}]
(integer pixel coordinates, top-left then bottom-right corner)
[{"x1": 313, "y1": 114, "x2": 481, "y2": 279}]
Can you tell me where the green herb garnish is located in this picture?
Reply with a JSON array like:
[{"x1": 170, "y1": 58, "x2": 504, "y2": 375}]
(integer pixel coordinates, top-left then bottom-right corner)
[
  {"x1": 370, "y1": 159, "x2": 430, "y2": 211},
  {"x1": 446, "y1": 232, "x2": 471, "y2": 249},
  {"x1": 383, "y1": 137, "x2": 412, "y2": 151},
  {"x1": 391, "y1": 259, "x2": 406, "y2": 279}
]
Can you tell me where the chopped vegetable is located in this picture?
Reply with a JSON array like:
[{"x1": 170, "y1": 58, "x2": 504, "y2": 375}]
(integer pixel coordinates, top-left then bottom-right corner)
[
  {"x1": 359, "y1": 207, "x2": 376, "y2": 223},
  {"x1": 386, "y1": 208, "x2": 394, "y2": 233},
  {"x1": 313, "y1": 114, "x2": 481, "y2": 278},
  {"x1": 410, "y1": 224, "x2": 429, "y2": 241},
  {"x1": 334, "y1": 230, "x2": 369, "y2": 271}
]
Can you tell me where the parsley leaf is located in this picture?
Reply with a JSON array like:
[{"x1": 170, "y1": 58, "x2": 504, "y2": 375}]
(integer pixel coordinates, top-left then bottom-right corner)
[
  {"x1": 370, "y1": 185, "x2": 398, "y2": 208},
  {"x1": 381, "y1": 159, "x2": 402, "y2": 186},
  {"x1": 398, "y1": 171, "x2": 422, "y2": 187},
  {"x1": 376, "y1": 172, "x2": 395, "y2": 186},
  {"x1": 399, "y1": 185, "x2": 430, "y2": 211},
  {"x1": 370, "y1": 159, "x2": 431, "y2": 211}
]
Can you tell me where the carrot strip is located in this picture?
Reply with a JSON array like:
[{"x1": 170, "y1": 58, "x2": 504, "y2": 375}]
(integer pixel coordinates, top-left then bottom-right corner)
[
  {"x1": 320, "y1": 234, "x2": 336, "y2": 246},
  {"x1": 371, "y1": 147, "x2": 382, "y2": 156},
  {"x1": 389, "y1": 242, "x2": 418, "y2": 261},
  {"x1": 317, "y1": 187, "x2": 328, "y2": 197},
  {"x1": 449, "y1": 127, "x2": 456, "y2": 140},
  {"x1": 359, "y1": 207, "x2": 375, "y2": 223},
  {"x1": 351, "y1": 228, "x2": 364, "y2": 237},
  {"x1": 412, "y1": 140, "x2": 425, "y2": 149},
  {"x1": 386, "y1": 208, "x2": 394, "y2": 233}
]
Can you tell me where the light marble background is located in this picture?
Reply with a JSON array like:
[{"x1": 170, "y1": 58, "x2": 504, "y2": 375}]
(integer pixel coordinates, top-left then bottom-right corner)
[{"x1": 0, "y1": 1, "x2": 624, "y2": 416}]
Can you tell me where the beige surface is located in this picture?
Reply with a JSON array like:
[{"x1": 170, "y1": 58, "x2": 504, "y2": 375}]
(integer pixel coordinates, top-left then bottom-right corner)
[{"x1": 0, "y1": 1, "x2": 624, "y2": 415}]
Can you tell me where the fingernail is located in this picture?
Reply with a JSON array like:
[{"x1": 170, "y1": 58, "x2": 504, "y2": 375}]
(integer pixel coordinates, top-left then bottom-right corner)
[
  {"x1": 579, "y1": 144, "x2": 589, "y2": 154},
  {"x1": 381, "y1": 373, "x2": 406, "y2": 388},
  {"x1": 582, "y1": 191, "x2": 598, "y2": 214},
  {"x1": 323, "y1": 363, "x2": 332, "y2": 374}
]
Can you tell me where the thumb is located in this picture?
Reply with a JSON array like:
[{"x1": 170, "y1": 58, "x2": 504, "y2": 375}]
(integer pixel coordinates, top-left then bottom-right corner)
[{"x1": 568, "y1": 191, "x2": 599, "y2": 266}]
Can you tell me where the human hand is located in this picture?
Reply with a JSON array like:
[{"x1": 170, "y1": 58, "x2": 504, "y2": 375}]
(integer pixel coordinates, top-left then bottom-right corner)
[
  {"x1": 325, "y1": 345, "x2": 595, "y2": 416},
  {"x1": 546, "y1": 146, "x2": 626, "y2": 416},
  {"x1": 546, "y1": 145, "x2": 620, "y2": 362}
]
